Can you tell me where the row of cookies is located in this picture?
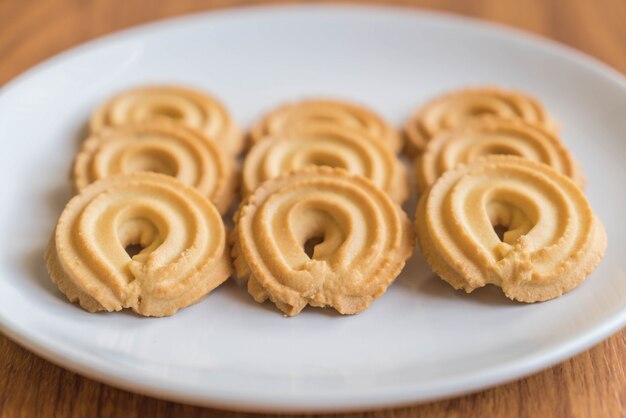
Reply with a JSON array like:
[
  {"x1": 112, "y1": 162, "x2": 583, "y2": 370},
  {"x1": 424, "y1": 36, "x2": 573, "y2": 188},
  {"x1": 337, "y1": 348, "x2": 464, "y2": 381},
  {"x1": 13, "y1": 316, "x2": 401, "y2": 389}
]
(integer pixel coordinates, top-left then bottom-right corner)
[
  {"x1": 406, "y1": 88, "x2": 605, "y2": 303},
  {"x1": 236, "y1": 99, "x2": 413, "y2": 315},
  {"x1": 45, "y1": 84, "x2": 606, "y2": 317},
  {"x1": 47, "y1": 87, "x2": 241, "y2": 316},
  {"x1": 241, "y1": 86, "x2": 604, "y2": 307},
  {"x1": 45, "y1": 86, "x2": 414, "y2": 317}
]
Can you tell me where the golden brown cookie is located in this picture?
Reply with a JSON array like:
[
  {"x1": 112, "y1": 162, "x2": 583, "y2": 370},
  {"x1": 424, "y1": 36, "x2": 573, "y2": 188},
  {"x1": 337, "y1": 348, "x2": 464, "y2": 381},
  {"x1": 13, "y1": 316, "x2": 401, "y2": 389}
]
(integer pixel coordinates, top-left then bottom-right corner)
[
  {"x1": 45, "y1": 173, "x2": 232, "y2": 317},
  {"x1": 242, "y1": 123, "x2": 408, "y2": 203},
  {"x1": 415, "y1": 117, "x2": 584, "y2": 193},
  {"x1": 90, "y1": 85, "x2": 244, "y2": 155},
  {"x1": 232, "y1": 167, "x2": 414, "y2": 316},
  {"x1": 249, "y1": 98, "x2": 401, "y2": 152},
  {"x1": 404, "y1": 87, "x2": 557, "y2": 156},
  {"x1": 415, "y1": 156, "x2": 606, "y2": 302},
  {"x1": 73, "y1": 120, "x2": 237, "y2": 215}
]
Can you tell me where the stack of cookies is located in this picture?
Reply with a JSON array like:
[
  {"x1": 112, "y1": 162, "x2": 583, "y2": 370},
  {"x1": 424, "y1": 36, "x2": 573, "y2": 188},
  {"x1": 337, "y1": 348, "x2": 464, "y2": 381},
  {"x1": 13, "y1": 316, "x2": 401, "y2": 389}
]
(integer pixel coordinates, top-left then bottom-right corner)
[
  {"x1": 46, "y1": 86, "x2": 242, "y2": 317},
  {"x1": 406, "y1": 87, "x2": 605, "y2": 303},
  {"x1": 234, "y1": 100, "x2": 414, "y2": 316},
  {"x1": 45, "y1": 84, "x2": 606, "y2": 318}
]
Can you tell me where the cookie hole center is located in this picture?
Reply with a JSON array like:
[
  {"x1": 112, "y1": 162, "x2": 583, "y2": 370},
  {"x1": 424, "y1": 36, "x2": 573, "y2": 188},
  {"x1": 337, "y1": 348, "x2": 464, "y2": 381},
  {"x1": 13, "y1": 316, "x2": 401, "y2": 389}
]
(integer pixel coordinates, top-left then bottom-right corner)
[
  {"x1": 304, "y1": 236, "x2": 324, "y2": 258},
  {"x1": 124, "y1": 243, "x2": 144, "y2": 258},
  {"x1": 480, "y1": 144, "x2": 520, "y2": 156},
  {"x1": 310, "y1": 115, "x2": 339, "y2": 123},
  {"x1": 486, "y1": 199, "x2": 536, "y2": 245},
  {"x1": 117, "y1": 216, "x2": 160, "y2": 261},
  {"x1": 150, "y1": 105, "x2": 184, "y2": 120},
  {"x1": 492, "y1": 224, "x2": 508, "y2": 242},
  {"x1": 303, "y1": 150, "x2": 346, "y2": 169},
  {"x1": 123, "y1": 147, "x2": 179, "y2": 177},
  {"x1": 467, "y1": 107, "x2": 493, "y2": 117}
]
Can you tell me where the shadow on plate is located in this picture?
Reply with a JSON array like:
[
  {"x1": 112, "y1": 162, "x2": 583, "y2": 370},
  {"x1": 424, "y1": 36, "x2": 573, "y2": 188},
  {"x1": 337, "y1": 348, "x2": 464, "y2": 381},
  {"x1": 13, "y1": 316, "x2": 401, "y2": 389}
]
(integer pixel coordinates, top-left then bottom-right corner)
[
  {"x1": 217, "y1": 278, "x2": 347, "y2": 317},
  {"x1": 43, "y1": 182, "x2": 70, "y2": 221},
  {"x1": 74, "y1": 120, "x2": 90, "y2": 149},
  {"x1": 214, "y1": 278, "x2": 281, "y2": 314},
  {"x1": 395, "y1": 249, "x2": 517, "y2": 307},
  {"x1": 22, "y1": 244, "x2": 81, "y2": 309}
]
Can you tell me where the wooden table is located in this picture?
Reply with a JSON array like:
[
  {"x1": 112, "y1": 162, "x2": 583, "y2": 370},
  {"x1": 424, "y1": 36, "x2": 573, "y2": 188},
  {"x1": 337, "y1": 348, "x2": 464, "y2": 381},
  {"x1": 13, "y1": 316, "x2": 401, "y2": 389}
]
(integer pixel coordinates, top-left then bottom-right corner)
[{"x1": 1, "y1": 1, "x2": 625, "y2": 417}]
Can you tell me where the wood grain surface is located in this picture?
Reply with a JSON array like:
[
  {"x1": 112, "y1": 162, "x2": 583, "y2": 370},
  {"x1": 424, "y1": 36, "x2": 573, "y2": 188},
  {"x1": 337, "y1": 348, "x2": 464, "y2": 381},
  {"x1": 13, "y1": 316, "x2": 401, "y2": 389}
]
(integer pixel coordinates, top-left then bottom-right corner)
[{"x1": 1, "y1": 1, "x2": 625, "y2": 417}]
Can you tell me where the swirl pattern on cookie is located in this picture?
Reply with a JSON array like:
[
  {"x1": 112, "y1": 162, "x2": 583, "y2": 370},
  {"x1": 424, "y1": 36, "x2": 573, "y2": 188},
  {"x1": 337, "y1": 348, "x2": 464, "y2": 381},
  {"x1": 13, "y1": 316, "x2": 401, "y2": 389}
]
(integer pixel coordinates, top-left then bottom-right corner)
[
  {"x1": 250, "y1": 99, "x2": 401, "y2": 152},
  {"x1": 242, "y1": 123, "x2": 407, "y2": 203},
  {"x1": 232, "y1": 167, "x2": 414, "y2": 316},
  {"x1": 90, "y1": 85, "x2": 243, "y2": 155},
  {"x1": 415, "y1": 156, "x2": 606, "y2": 302},
  {"x1": 45, "y1": 173, "x2": 232, "y2": 317},
  {"x1": 73, "y1": 121, "x2": 236, "y2": 214},
  {"x1": 404, "y1": 87, "x2": 556, "y2": 155},
  {"x1": 415, "y1": 117, "x2": 584, "y2": 193}
]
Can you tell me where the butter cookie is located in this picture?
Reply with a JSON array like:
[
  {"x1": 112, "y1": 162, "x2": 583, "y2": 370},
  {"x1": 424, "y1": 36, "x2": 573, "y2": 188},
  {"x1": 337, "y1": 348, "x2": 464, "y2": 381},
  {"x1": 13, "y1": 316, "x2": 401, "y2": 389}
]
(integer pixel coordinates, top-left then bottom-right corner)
[
  {"x1": 232, "y1": 167, "x2": 414, "y2": 316},
  {"x1": 415, "y1": 156, "x2": 606, "y2": 302},
  {"x1": 90, "y1": 85, "x2": 243, "y2": 155},
  {"x1": 46, "y1": 173, "x2": 232, "y2": 316}
]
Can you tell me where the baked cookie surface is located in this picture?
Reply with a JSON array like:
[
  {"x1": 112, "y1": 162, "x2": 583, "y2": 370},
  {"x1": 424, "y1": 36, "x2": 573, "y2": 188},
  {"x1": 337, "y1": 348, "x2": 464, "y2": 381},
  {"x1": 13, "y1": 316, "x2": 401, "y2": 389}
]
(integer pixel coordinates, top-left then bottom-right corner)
[
  {"x1": 90, "y1": 85, "x2": 244, "y2": 155},
  {"x1": 250, "y1": 98, "x2": 401, "y2": 152},
  {"x1": 232, "y1": 167, "x2": 414, "y2": 316},
  {"x1": 415, "y1": 155, "x2": 606, "y2": 302},
  {"x1": 414, "y1": 116, "x2": 583, "y2": 193},
  {"x1": 73, "y1": 120, "x2": 237, "y2": 214},
  {"x1": 242, "y1": 123, "x2": 407, "y2": 203},
  {"x1": 46, "y1": 173, "x2": 232, "y2": 317},
  {"x1": 404, "y1": 87, "x2": 556, "y2": 155}
]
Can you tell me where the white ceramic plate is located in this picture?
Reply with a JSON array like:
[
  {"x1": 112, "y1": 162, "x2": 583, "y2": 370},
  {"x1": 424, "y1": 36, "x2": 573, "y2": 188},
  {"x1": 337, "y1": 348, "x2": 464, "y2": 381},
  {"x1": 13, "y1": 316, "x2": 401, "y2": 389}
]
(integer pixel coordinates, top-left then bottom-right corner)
[{"x1": 0, "y1": 5, "x2": 625, "y2": 413}]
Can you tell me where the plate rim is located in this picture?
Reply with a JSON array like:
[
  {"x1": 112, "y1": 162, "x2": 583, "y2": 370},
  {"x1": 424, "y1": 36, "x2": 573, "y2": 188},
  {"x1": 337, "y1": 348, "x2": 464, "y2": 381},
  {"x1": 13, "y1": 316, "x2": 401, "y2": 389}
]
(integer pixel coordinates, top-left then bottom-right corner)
[{"x1": 0, "y1": 4, "x2": 625, "y2": 413}]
